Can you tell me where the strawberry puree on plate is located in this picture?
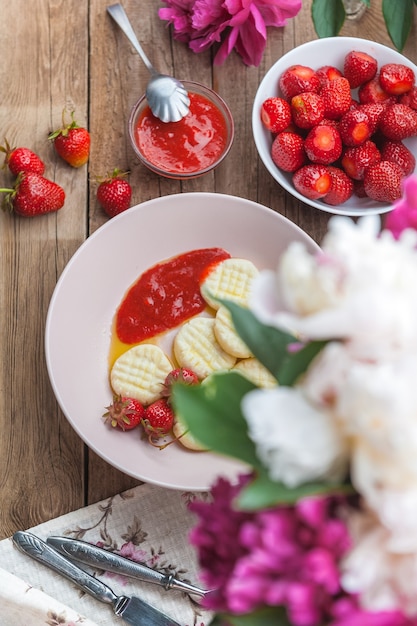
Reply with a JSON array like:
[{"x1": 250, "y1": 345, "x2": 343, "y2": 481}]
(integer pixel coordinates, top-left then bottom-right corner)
[{"x1": 115, "y1": 247, "x2": 231, "y2": 345}]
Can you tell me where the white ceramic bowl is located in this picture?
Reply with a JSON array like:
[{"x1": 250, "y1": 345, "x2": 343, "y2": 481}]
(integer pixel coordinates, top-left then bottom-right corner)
[
  {"x1": 252, "y1": 37, "x2": 417, "y2": 216},
  {"x1": 45, "y1": 193, "x2": 320, "y2": 492}
]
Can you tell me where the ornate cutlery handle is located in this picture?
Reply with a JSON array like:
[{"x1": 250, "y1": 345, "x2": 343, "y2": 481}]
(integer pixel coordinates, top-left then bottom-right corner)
[{"x1": 12, "y1": 531, "x2": 117, "y2": 606}]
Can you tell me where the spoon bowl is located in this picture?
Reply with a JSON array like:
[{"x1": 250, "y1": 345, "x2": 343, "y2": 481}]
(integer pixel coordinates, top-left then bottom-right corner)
[{"x1": 107, "y1": 3, "x2": 190, "y2": 123}]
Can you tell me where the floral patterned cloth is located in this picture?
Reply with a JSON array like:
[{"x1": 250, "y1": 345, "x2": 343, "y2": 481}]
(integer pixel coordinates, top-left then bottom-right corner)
[{"x1": 0, "y1": 483, "x2": 211, "y2": 626}]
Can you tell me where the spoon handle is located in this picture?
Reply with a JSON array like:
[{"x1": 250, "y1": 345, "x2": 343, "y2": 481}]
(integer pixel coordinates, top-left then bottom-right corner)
[{"x1": 107, "y1": 3, "x2": 156, "y2": 76}]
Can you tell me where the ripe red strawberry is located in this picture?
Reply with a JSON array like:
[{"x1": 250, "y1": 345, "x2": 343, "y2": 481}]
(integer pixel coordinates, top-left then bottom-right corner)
[
  {"x1": 271, "y1": 131, "x2": 306, "y2": 172},
  {"x1": 323, "y1": 166, "x2": 354, "y2": 206},
  {"x1": 163, "y1": 367, "x2": 199, "y2": 401},
  {"x1": 358, "y1": 77, "x2": 397, "y2": 106},
  {"x1": 341, "y1": 140, "x2": 381, "y2": 180},
  {"x1": 379, "y1": 63, "x2": 415, "y2": 96},
  {"x1": 316, "y1": 65, "x2": 343, "y2": 87},
  {"x1": 0, "y1": 139, "x2": 45, "y2": 176},
  {"x1": 304, "y1": 124, "x2": 342, "y2": 164},
  {"x1": 291, "y1": 92, "x2": 325, "y2": 129},
  {"x1": 142, "y1": 399, "x2": 175, "y2": 439},
  {"x1": 260, "y1": 97, "x2": 292, "y2": 133},
  {"x1": 97, "y1": 169, "x2": 132, "y2": 217},
  {"x1": 339, "y1": 108, "x2": 372, "y2": 146},
  {"x1": 343, "y1": 50, "x2": 378, "y2": 89},
  {"x1": 103, "y1": 394, "x2": 145, "y2": 431},
  {"x1": 49, "y1": 110, "x2": 90, "y2": 167},
  {"x1": 399, "y1": 86, "x2": 417, "y2": 110},
  {"x1": 363, "y1": 160, "x2": 404, "y2": 202},
  {"x1": 320, "y1": 76, "x2": 352, "y2": 120},
  {"x1": 379, "y1": 103, "x2": 417, "y2": 140},
  {"x1": 357, "y1": 102, "x2": 386, "y2": 133},
  {"x1": 293, "y1": 164, "x2": 331, "y2": 200},
  {"x1": 380, "y1": 139, "x2": 416, "y2": 176},
  {"x1": 0, "y1": 172, "x2": 65, "y2": 216},
  {"x1": 279, "y1": 65, "x2": 320, "y2": 100}
]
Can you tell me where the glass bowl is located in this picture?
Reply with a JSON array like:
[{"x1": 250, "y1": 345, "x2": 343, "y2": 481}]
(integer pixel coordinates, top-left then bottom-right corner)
[{"x1": 129, "y1": 80, "x2": 234, "y2": 179}]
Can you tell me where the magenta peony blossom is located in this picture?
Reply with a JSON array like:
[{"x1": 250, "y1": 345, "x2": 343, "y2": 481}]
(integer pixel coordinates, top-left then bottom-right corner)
[
  {"x1": 384, "y1": 174, "x2": 417, "y2": 239},
  {"x1": 189, "y1": 474, "x2": 352, "y2": 624},
  {"x1": 158, "y1": 0, "x2": 302, "y2": 66}
]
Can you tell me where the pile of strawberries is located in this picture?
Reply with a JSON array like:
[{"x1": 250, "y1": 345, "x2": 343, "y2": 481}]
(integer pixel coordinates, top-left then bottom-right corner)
[{"x1": 260, "y1": 50, "x2": 417, "y2": 206}]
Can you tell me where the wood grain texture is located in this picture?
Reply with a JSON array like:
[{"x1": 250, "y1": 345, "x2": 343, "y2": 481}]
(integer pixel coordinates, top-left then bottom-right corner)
[{"x1": 0, "y1": 0, "x2": 416, "y2": 538}]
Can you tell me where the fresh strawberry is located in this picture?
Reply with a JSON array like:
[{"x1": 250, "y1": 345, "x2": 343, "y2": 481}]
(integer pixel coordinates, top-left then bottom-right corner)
[
  {"x1": 293, "y1": 164, "x2": 331, "y2": 200},
  {"x1": 343, "y1": 50, "x2": 378, "y2": 89},
  {"x1": 363, "y1": 160, "x2": 404, "y2": 202},
  {"x1": 380, "y1": 139, "x2": 416, "y2": 176},
  {"x1": 320, "y1": 76, "x2": 352, "y2": 120},
  {"x1": 399, "y1": 86, "x2": 417, "y2": 110},
  {"x1": 379, "y1": 103, "x2": 417, "y2": 140},
  {"x1": 279, "y1": 65, "x2": 320, "y2": 100},
  {"x1": 0, "y1": 172, "x2": 65, "y2": 216},
  {"x1": 323, "y1": 166, "x2": 354, "y2": 206},
  {"x1": 291, "y1": 92, "x2": 325, "y2": 129},
  {"x1": 271, "y1": 131, "x2": 306, "y2": 172},
  {"x1": 358, "y1": 77, "x2": 397, "y2": 106},
  {"x1": 163, "y1": 367, "x2": 199, "y2": 401},
  {"x1": 341, "y1": 140, "x2": 381, "y2": 180},
  {"x1": 379, "y1": 63, "x2": 415, "y2": 96},
  {"x1": 97, "y1": 169, "x2": 132, "y2": 217},
  {"x1": 357, "y1": 102, "x2": 386, "y2": 133},
  {"x1": 260, "y1": 97, "x2": 292, "y2": 133},
  {"x1": 339, "y1": 108, "x2": 372, "y2": 146},
  {"x1": 49, "y1": 110, "x2": 90, "y2": 167},
  {"x1": 316, "y1": 65, "x2": 343, "y2": 87},
  {"x1": 0, "y1": 139, "x2": 45, "y2": 176},
  {"x1": 103, "y1": 394, "x2": 145, "y2": 431},
  {"x1": 304, "y1": 124, "x2": 342, "y2": 164},
  {"x1": 353, "y1": 178, "x2": 368, "y2": 198},
  {"x1": 142, "y1": 399, "x2": 175, "y2": 439}
]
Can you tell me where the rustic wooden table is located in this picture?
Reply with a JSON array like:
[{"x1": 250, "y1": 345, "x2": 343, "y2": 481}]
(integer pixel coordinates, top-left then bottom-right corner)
[{"x1": 0, "y1": 0, "x2": 415, "y2": 540}]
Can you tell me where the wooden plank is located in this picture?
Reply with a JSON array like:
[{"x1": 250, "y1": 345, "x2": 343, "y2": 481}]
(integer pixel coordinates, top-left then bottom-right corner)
[{"x1": 0, "y1": 0, "x2": 88, "y2": 538}]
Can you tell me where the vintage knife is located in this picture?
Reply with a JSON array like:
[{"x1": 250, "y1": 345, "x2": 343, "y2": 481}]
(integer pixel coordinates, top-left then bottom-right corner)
[
  {"x1": 13, "y1": 531, "x2": 181, "y2": 626},
  {"x1": 46, "y1": 535, "x2": 207, "y2": 597}
]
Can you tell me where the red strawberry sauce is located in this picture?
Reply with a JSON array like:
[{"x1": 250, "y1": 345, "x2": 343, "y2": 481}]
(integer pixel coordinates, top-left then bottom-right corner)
[
  {"x1": 115, "y1": 248, "x2": 231, "y2": 344},
  {"x1": 134, "y1": 92, "x2": 228, "y2": 174}
]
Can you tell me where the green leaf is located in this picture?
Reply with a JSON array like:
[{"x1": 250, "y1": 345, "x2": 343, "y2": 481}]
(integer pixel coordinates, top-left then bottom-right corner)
[
  {"x1": 278, "y1": 339, "x2": 328, "y2": 386},
  {"x1": 172, "y1": 372, "x2": 261, "y2": 468},
  {"x1": 221, "y1": 300, "x2": 328, "y2": 386},
  {"x1": 220, "y1": 300, "x2": 296, "y2": 380},
  {"x1": 383, "y1": 0, "x2": 414, "y2": 51},
  {"x1": 236, "y1": 469, "x2": 353, "y2": 511},
  {"x1": 210, "y1": 606, "x2": 291, "y2": 626},
  {"x1": 311, "y1": 0, "x2": 346, "y2": 38}
]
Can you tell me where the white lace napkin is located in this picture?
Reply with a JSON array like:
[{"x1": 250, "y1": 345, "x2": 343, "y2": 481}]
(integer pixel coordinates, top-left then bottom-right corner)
[{"x1": 0, "y1": 483, "x2": 211, "y2": 626}]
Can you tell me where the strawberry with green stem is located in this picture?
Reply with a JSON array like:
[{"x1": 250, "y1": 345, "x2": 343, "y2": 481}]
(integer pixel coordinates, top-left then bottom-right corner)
[
  {"x1": 0, "y1": 172, "x2": 65, "y2": 217},
  {"x1": 96, "y1": 168, "x2": 132, "y2": 217},
  {"x1": 103, "y1": 394, "x2": 145, "y2": 431},
  {"x1": 49, "y1": 109, "x2": 90, "y2": 168},
  {"x1": 0, "y1": 138, "x2": 45, "y2": 176}
]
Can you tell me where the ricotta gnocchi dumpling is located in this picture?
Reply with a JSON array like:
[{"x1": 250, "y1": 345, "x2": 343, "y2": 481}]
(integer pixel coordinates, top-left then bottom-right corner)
[
  {"x1": 214, "y1": 305, "x2": 253, "y2": 359},
  {"x1": 233, "y1": 357, "x2": 277, "y2": 389},
  {"x1": 111, "y1": 344, "x2": 173, "y2": 405},
  {"x1": 173, "y1": 419, "x2": 208, "y2": 451},
  {"x1": 200, "y1": 258, "x2": 259, "y2": 310},
  {"x1": 174, "y1": 317, "x2": 236, "y2": 379}
]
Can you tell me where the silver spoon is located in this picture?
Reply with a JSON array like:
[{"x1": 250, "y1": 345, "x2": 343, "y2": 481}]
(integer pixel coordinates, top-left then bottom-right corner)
[{"x1": 107, "y1": 3, "x2": 190, "y2": 123}]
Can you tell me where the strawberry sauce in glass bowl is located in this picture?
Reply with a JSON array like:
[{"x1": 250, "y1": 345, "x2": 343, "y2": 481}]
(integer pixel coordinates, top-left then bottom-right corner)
[{"x1": 129, "y1": 80, "x2": 234, "y2": 179}]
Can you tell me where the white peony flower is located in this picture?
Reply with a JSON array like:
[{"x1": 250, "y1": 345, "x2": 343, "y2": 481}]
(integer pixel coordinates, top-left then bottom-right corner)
[
  {"x1": 250, "y1": 215, "x2": 417, "y2": 361},
  {"x1": 341, "y1": 509, "x2": 417, "y2": 616},
  {"x1": 241, "y1": 386, "x2": 348, "y2": 488}
]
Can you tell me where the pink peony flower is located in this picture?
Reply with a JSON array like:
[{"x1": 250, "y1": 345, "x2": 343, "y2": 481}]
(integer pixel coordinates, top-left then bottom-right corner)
[
  {"x1": 384, "y1": 174, "x2": 417, "y2": 239},
  {"x1": 158, "y1": 0, "x2": 302, "y2": 66}
]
